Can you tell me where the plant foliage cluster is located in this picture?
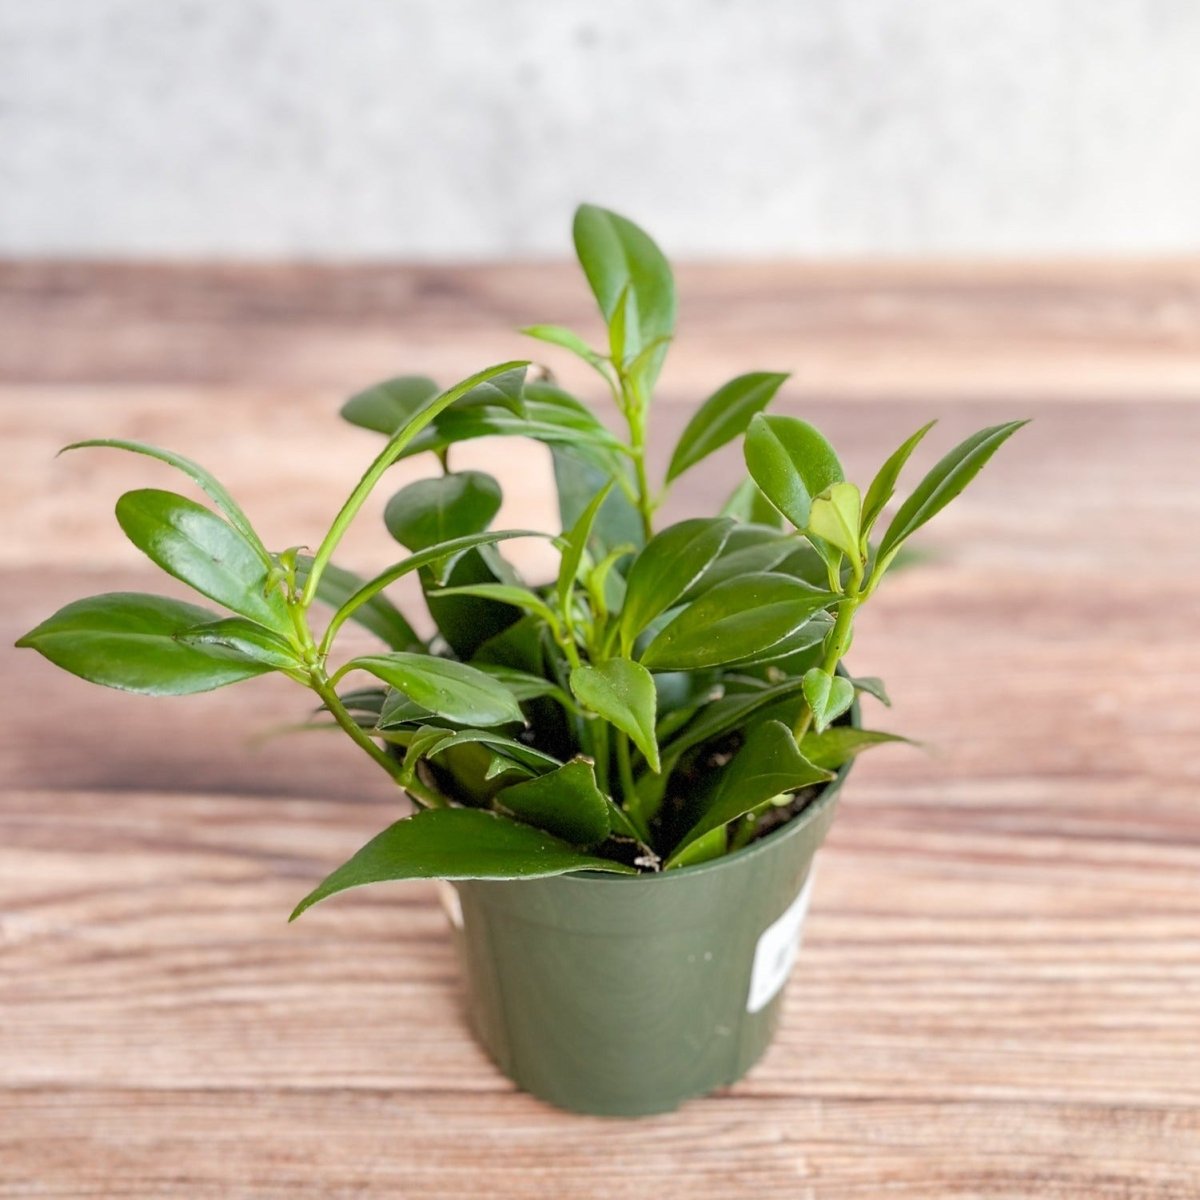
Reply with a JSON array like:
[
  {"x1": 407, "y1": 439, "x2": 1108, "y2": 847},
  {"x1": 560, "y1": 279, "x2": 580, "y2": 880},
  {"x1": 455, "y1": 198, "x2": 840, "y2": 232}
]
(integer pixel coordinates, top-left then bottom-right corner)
[{"x1": 17, "y1": 207, "x2": 1025, "y2": 917}]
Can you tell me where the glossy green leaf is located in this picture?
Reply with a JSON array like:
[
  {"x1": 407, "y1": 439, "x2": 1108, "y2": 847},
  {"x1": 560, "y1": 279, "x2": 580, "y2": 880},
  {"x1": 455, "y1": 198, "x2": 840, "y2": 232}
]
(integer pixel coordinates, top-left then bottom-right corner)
[
  {"x1": 494, "y1": 758, "x2": 611, "y2": 846},
  {"x1": 115, "y1": 489, "x2": 290, "y2": 631},
  {"x1": 665, "y1": 826, "x2": 728, "y2": 871},
  {"x1": 425, "y1": 729, "x2": 563, "y2": 774},
  {"x1": 860, "y1": 420, "x2": 935, "y2": 538},
  {"x1": 16, "y1": 592, "x2": 271, "y2": 695},
  {"x1": 678, "y1": 526, "x2": 795, "y2": 601},
  {"x1": 806, "y1": 482, "x2": 863, "y2": 564},
  {"x1": 641, "y1": 573, "x2": 838, "y2": 671},
  {"x1": 176, "y1": 617, "x2": 303, "y2": 671},
  {"x1": 429, "y1": 582, "x2": 557, "y2": 627},
  {"x1": 340, "y1": 376, "x2": 440, "y2": 435},
  {"x1": 618, "y1": 517, "x2": 734, "y2": 652},
  {"x1": 877, "y1": 420, "x2": 1029, "y2": 568},
  {"x1": 471, "y1": 664, "x2": 574, "y2": 708},
  {"x1": 63, "y1": 439, "x2": 270, "y2": 564},
  {"x1": 295, "y1": 556, "x2": 421, "y2": 651},
  {"x1": 802, "y1": 668, "x2": 855, "y2": 734},
  {"x1": 743, "y1": 414, "x2": 844, "y2": 531},
  {"x1": 570, "y1": 658, "x2": 661, "y2": 772},
  {"x1": 666, "y1": 721, "x2": 833, "y2": 866},
  {"x1": 343, "y1": 653, "x2": 524, "y2": 727},
  {"x1": 556, "y1": 482, "x2": 614, "y2": 618},
  {"x1": 800, "y1": 727, "x2": 913, "y2": 771},
  {"x1": 383, "y1": 472, "x2": 502, "y2": 553},
  {"x1": 666, "y1": 372, "x2": 789, "y2": 483},
  {"x1": 572, "y1": 204, "x2": 676, "y2": 388},
  {"x1": 290, "y1": 807, "x2": 635, "y2": 917}
]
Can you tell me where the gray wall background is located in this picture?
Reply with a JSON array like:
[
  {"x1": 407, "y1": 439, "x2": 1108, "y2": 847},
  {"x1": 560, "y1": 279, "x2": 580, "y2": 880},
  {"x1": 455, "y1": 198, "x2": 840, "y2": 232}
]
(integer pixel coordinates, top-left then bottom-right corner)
[{"x1": 3, "y1": 0, "x2": 1199, "y2": 259}]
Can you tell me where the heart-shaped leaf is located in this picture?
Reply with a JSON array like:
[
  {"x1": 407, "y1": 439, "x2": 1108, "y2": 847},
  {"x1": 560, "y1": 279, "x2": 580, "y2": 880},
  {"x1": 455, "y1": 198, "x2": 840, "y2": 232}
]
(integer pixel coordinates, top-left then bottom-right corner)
[
  {"x1": 744, "y1": 414, "x2": 844, "y2": 531},
  {"x1": 16, "y1": 592, "x2": 272, "y2": 695},
  {"x1": 618, "y1": 517, "x2": 734, "y2": 652},
  {"x1": 573, "y1": 204, "x2": 676, "y2": 389},
  {"x1": 570, "y1": 658, "x2": 660, "y2": 772},
  {"x1": 115, "y1": 489, "x2": 290, "y2": 631},
  {"x1": 494, "y1": 758, "x2": 611, "y2": 846},
  {"x1": 802, "y1": 668, "x2": 856, "y2": 734},
  {"x1": 666, "y1": 372, "x2": 789, "y2": 483},
  {"x1": 383, "y1": 472, "x2": 502, "y2": 553},
  {"x1": 640, "y1": 573, "x2": 837, "y2": 671},
  {"x1": 877, "y1": 420, "x2": 1029, "y2": 568},
  {"x1": 666, "y1": 720, "x2": 833, "y2": 866},
  {"x1": 344, "y1": 653, "x2": 524, "y2": 727},
  {"x1": 289, "y1": 808, "x2": 635, "y2": 918},
  {"x1": 340, "y1": 376, "x2": 440, "y2": 435}
]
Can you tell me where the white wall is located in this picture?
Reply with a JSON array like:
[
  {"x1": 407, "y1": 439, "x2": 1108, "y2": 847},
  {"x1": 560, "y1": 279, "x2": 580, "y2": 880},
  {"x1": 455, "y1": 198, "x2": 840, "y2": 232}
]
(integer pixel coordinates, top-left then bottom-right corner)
[{"x1": 3, "y1": 0, "x2": 1199, "y2": 258}]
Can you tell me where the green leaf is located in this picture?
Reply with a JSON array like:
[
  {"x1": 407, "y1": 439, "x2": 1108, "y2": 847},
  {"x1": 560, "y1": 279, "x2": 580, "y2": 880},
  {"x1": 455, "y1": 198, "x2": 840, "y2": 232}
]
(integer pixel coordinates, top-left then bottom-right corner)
[
  {"x1": 678, "y1": 526, "x2": 795, "y2": 601},
  {"x1": 877, "y1": 420, "x2": 1029, "y2": 568},
  {"x1": 618, "y1": 518, "x2": 734, "y2": 653},
  {"x1": 290, "y1": 807, "x2": 635, "y2": 917},
  {"x1": 552, "y1": 446, "x2": 645, "y2": 555},
  {"x1": 665, "y1": 826, "x2": 728, "y2": 871},
  {"x1": 572, "y1": 204, "x2": 676, "y2": 388},
  {"x1": 666, "y1": 721, "x2": 833, "y2": 866},
  {"x1": 556, "y1": 482, "x2": 614, "y2": 618},
  {"x1": 400, "y1": 383, "x2": 625, "y2": 466},
  {"x1": 344, "y1": 653, "x2": 524, "y2": 727},
  {"x1": 800, "y1": 727, "x2": 913, "y2": 771},
  {"x1": 743, "y1": 414, "x2": 844, "y2": 531},
  {"x1": 520, "y1": 324, "x2": 604, "y2": 366},
  {"x1": 16, "y1": 592, "x2": 271, "y2": 695},
  {"x1": 720, "y1": 477, "x2": 785, "y2": 528},
  {"x1": 641, "y1": 573, "x2": 838, "y2": 671},
  {"x1": 340, "y1": 376, "x2": 440, "y2": 435},
  {"x1": 494, "y1": 758, "x2": 611, "y2": 846},
  {"x1": 295, "y1": 556, "x2": 421, "y2": 651},
  {"x1": 114, "y1": 489, "x2": 290, "y2": 632},
  {"x1": 851, "y1": 676, "x2": 891, "y2": 706},
  {"x1": 305, "y1": 361, "x2": 529, "y2": 603},
  {"x1": 425, "y1": 730, "x2": 563, "y2": 774},
  {"x1": 860, "y1": 420, "x2": 935, "y2": 538},
  {"x1": 802, "y1": 669, "x2": 855, "y2": 734},
  {"x1": 806, "y1": 482, "x2": 863, "y2": 564},
  {"x1": 471, "y1": 664, "x2": 574, "y2": 708},
  {"x1": 666, "y1": 372, "x2": 789, "y2": 483},
  {"x1": 570, "y1": 659, "x2": 660, "y2": 772},
  {"x1": 453, "y1": 365, "x2": 527, "y2": 417},
  {"x1": 62, "y1": 439, "x2": 270, "y2": 565},
  {"x1": 383, "y1": 472, "x2": 502, "y2": 553},
  {"x1": 176, "y1": 617, "x2": 303, "y2": 671},
  {"x1": 429, "y1": 582, "x2": 557, "y2": 627}
]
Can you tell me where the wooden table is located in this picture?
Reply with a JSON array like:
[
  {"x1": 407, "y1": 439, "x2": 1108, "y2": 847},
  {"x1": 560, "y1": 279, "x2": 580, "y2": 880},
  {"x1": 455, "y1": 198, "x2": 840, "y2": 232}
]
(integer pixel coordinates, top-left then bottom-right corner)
[{"x1": 2, "y1": 262, "x2": 1198, "y2": 1198}]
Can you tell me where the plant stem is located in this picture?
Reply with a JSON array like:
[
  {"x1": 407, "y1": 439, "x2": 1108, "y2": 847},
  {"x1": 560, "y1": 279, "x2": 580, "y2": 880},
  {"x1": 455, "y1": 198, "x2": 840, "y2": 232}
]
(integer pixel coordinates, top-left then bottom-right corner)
[
  {"x1": 616, "y1": 731, "x2": 637, "y2": 806},
  {"x1": 309, "y1": 670, "x2": 404, "y2": 783},
  {"x1": 793, "y1": 591, "x2": 861, "y2": 741}
]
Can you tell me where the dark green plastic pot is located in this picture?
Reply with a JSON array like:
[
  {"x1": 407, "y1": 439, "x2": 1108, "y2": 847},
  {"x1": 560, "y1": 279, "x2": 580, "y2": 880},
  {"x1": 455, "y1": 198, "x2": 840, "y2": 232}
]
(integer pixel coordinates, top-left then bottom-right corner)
[{"x1": 446, "y1": 758, "x2": 852, "y2": 1117}]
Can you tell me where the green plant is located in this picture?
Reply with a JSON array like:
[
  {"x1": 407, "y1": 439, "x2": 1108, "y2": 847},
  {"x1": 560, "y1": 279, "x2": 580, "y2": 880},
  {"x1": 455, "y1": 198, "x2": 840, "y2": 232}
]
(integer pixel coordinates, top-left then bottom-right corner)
[{"x1": 16, "y1": 206, "x2": 1025, "y2": 917}]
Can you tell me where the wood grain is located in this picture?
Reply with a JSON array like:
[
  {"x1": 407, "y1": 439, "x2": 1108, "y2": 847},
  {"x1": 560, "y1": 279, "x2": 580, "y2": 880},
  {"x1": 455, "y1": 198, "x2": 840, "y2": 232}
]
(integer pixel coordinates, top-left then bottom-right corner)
[{"x1": 2, "y1": 262, "x2": 1198, "y2": 1198}]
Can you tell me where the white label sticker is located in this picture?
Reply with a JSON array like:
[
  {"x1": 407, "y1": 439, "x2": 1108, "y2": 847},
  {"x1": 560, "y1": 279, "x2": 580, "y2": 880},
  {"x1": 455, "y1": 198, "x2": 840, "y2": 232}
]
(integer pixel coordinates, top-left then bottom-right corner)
[{"x1": 746, "y1": 867, "x2": 816, "y2": 1014}]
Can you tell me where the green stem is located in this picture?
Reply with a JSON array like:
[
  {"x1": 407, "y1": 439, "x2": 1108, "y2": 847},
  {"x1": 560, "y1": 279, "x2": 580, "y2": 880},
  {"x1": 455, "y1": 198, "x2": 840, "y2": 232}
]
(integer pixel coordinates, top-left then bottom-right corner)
[
  {"x1": 309, "y1": 670, "x2": 403, "y2": 783},
  {"x1": 593, "y1": 720, "x2": 611, "y2": 796},
  {"x1": 793, "y1": 591, "x2": 861, "y2": 741},
  {"x1": 616, "y1": 731, "x2": 637, "y2": 807}
]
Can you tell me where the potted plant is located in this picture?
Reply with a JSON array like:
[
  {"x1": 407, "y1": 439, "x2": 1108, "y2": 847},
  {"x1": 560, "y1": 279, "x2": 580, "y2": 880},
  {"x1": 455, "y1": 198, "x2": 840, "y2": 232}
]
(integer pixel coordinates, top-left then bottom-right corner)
[{"x1": 17, "y1": 205, "x2": 1024, "y2": 1116}]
